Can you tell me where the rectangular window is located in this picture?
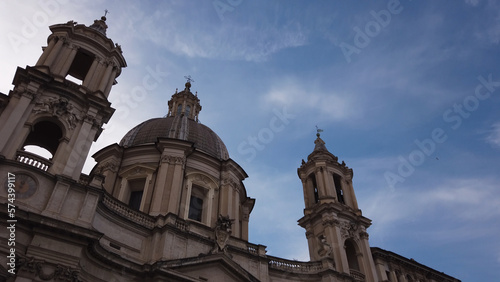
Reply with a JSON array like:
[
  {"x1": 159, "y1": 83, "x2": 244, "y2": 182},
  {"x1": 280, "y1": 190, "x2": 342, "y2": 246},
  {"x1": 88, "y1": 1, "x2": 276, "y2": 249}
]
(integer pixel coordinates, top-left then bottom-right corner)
[
  {"x1": 128, "y1": 190, "x2": 143, "y2": 210},
  {"x1": 188, "y1": 195, "x2": 203, "y2": 221},
  {"x1": 128, "y1": 178, "x2": 146, "y2": 211}
]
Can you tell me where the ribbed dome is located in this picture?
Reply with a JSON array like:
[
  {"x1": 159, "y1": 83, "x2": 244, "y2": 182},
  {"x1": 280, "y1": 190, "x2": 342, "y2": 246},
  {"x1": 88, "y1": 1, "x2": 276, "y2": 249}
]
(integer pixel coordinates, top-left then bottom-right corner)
[{"x1": 120, "y1": 115, "x2": 229, "y2": 160}]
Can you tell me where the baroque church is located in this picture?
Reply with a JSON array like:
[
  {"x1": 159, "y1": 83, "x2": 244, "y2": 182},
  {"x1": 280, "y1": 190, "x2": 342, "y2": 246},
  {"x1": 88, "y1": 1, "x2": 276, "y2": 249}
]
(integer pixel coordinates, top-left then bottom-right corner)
[{"x1": 0, "y1": 16, "x2": 461, "y2": 282}]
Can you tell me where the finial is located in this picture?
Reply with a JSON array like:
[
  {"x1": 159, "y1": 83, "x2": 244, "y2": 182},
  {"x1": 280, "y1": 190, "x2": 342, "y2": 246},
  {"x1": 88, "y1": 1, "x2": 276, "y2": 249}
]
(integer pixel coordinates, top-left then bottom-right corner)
[
  {"x1": 316, "y1": 125, "x2": 324, "y2": 138},
  {"x1": 101, "y1": 9, "x2": 108, "y2": 21},
  {"x1": 184, "y1": 75, "x2": 194, "y2": 91},
  {"x1": 184, "y1": 75, "x2": 194, "y2": 83}
]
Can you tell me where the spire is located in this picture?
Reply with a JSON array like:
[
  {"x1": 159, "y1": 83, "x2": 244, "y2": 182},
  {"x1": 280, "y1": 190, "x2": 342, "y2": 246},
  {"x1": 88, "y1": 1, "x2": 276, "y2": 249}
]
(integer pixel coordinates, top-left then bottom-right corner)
[{"x1": 89, "y1": 10, "x2": 109, "y2": 35}]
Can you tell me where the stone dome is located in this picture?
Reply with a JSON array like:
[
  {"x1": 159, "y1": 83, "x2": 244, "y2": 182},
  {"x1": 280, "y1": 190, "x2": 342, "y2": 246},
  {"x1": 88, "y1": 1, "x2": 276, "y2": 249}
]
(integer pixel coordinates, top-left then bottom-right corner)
[{"x1": 119, "y1": 115, "x2": 229, "y2": 160}]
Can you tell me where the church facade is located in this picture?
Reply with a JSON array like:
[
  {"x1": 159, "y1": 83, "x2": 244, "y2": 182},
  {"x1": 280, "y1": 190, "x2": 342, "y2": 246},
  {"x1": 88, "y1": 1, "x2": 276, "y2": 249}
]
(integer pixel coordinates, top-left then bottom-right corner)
[{"x1": 0, "y1": 17, "x2": 460, "y2": 282}]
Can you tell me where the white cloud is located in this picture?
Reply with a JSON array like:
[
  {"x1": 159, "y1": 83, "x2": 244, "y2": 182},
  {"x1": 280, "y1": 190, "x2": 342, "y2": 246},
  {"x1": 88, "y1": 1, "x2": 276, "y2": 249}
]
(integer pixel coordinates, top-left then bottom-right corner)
[
  {"x1": 133, "y1": 7, "x2": 307, "y2": 62},
  {"x1": 485, "y1": 122, "x2": 500, "y2": 148},
  {"x1": 365, "y1": 177, "x2": 500, "y2": 239},
  {"x1": 465, "y1": 0, "x2": 480, "y2": 6},
  {"x1": 262, "y1": 77, "x2": 358, "y2": 122}
]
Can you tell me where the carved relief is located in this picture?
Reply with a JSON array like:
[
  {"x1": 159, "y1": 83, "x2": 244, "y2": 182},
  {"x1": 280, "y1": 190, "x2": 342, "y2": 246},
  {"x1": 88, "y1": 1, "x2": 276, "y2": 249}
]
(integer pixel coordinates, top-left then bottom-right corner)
[
  {"x1": 193, "y1": 174, "x2": 210, "y2": 185},
  {"x1": 211, "y1": 215, "x2": 234, "y2": 254},
  {"x1": 161, "y1": 155, "x2": 185, "y2": 165},
  {"x1": 17, "y1": 256, "x2": 81, "y2": 281},
  {"x1": 341, "y1": 221, "x2": 359, "y2": 240},
  {"x1": 359, "y1": 231, "x2": 369, "y2": 240},
  {"x1": 317, "y1": 234, "x2": 333, "y2": 258},
  {"x1": 321, "y1": 213, "x2": 339, "y2": 227},
  {"x1": 130, "y1": 167, "x2": 143, "y2": 176},
  {"x1": 33, "y1": 97, "x2": 83, "y2": 129}
]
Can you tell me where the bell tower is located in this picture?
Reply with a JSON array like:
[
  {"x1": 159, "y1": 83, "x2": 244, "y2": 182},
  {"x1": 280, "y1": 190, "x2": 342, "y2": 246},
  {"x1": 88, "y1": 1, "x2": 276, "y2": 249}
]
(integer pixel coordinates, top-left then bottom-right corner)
[
  {"x1": 0, "y1": 16, "x2": 126, "y2": 180},
  {"x1": 297, "y1": 132, "x2": 378, "y2": 281}
]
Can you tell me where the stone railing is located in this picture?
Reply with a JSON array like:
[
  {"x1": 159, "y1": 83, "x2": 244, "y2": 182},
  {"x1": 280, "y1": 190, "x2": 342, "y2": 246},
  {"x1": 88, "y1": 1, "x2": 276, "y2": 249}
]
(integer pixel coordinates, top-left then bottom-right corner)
[
  {"x1": 16, "y1": 150, "x2": 51, "y2": 171},
  {"x1": 175, "y1": 219, "x2": 190, "y2": 231},
  {"x1": 350, "y1": 269, "x2": 365, "y2": 281},
  {"x1": 247, "y1": 245, "x2": 258, "y2": 255},
  {"x1": 268, "y1": 256, "x2": 323, "y2": 273},
  {"x1": 101, "y1": 194, "x2": 155, "y2": 229}
]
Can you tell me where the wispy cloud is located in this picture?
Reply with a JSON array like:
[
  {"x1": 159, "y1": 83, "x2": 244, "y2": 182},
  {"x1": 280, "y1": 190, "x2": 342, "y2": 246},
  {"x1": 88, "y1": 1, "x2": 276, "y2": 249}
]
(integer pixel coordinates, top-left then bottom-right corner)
[
  {"x1": 130, "y1": 4, "x2": 307, "y2": 62},
  {"x1": 465, "y1": 0, "x2": 480, "y2": 6},
  {"x1": 365, "y1": 177, "x2": 500, "y2": 238},
  {"x1": 485, "y1": 122, "x2": 500, "y2": 148},
  {"x1": 261, "y1": 77, "x2": 358, "y2": 122}
]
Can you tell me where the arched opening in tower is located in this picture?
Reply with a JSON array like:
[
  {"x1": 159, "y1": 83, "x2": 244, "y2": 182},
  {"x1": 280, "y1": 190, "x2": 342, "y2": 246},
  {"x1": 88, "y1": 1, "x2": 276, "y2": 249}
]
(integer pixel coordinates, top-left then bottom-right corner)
[
  {"x1": 22, "y1": 120, "x2": 63, "y2": 160},
  {"x1": 309, "y1": 174, "x2": 319, "y2": 204},
  {"x1": 345, "y1": 239, "x2": 361, "y2": 272},
  {"x1": 333, "y1": 174, "x2": 345, "y2": 204},
  {"x1": 66, "y1": 49, "x2": 94, "y2": 85}
]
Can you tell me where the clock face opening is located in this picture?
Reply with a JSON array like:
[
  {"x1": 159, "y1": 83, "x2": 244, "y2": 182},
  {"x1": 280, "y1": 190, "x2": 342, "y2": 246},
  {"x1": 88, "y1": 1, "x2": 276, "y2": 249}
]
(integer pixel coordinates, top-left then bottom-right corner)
[{"x1": 4, "y1": 173, "x2": 38, "y2": 199}]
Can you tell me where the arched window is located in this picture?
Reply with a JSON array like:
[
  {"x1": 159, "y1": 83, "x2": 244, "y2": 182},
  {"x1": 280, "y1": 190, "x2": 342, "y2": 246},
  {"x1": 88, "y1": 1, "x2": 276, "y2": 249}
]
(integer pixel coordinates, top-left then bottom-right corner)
[
  {"x1": 309, "y1": 174, "x2": 319, "y2": 204},
  {"x1": 185, "y1": 105, "x2": 191, "y2": 117},
  {"x1": 177, "y1": 104, "x2": 182, "y2": 115},
  {"x1": 345, "y1": 239, "x2": 360, "y2": 271},
  {"x1": 333, "y1": 174, "x2": 345, "y2": 204},
  {"x1": 23, "y1": 120, "x2": 63, "y2": 158}
]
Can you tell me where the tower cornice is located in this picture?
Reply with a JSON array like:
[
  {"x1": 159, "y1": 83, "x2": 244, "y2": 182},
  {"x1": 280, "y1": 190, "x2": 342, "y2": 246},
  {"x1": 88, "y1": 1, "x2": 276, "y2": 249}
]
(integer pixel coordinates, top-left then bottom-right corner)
[{"x1": 298, "y1": 202, "x2": 371, "y2": 229}]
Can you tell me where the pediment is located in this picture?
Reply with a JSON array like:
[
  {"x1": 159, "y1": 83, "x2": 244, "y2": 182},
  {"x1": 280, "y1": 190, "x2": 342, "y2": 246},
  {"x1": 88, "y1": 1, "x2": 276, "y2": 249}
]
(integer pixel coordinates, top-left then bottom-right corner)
[{"x1": 163, "y1": 253, "x2": 259, "y2": 282}]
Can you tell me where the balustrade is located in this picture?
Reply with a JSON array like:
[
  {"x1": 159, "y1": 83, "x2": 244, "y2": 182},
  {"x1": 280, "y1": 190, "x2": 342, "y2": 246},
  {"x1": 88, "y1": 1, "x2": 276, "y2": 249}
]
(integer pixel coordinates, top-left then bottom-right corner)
[
  {"x1": 350, "y1": 269, "x2": 365, "y2": 281},
  {"x1": 102, "y1": 194, "x2": 155, "y2": 228},
  {"x1": 268, "y1": 256, "x2": 323, "y2": 273},
  {"x1": 16, "y1": 150, "x2": 51, "y2": 171}
]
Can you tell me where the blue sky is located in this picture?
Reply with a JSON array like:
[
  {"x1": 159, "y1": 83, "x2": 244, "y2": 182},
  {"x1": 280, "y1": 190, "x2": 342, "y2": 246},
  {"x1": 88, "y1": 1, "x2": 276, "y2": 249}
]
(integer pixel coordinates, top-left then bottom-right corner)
[{"x1": 1, "y1": 1, "x2": 500, "y2": 281}]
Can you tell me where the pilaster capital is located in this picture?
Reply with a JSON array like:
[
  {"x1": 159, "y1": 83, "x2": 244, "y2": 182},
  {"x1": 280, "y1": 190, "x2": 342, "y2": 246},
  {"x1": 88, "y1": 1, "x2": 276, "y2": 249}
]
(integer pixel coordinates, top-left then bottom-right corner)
[
  {"x1": 359, "y1": 231, "x2": 369, "y2": 240},
  {"x1": 305, "y1": 230, "x2": 314, "y2": 239},
  {"x1": 161, "y1": 155, "x2": 185, "y2": 165},
  {"x1": 96, "y1": 160, "x2": 119, "y2": 173}
]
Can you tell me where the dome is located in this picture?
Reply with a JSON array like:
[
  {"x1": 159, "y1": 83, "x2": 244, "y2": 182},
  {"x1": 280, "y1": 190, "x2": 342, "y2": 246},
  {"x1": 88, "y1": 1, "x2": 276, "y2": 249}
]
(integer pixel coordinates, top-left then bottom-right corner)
[{"x1": 120, "y1": 115, "x2": 229, "y2": 160}]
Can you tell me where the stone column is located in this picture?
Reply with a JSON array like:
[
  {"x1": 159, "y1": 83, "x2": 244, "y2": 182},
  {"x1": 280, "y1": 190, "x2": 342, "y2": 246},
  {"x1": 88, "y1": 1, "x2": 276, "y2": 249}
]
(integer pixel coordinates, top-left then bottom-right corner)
[
  {"x1": 232, "y1": 184, "x2": 241, "y2": 238},
  {"x1": 83, "y1": 57, "x2": 100, "y2": 89},
  {"x1": 324, "y1": 216, "x2": 348, "y2": 273},
  {"x1": 315, "y1": 167, "x2": 327, "y2": 200},
  {"x1": 165, "y1": 156, "x2": 185, "y2": 215},
  {"x1": 60, "y1": 115, "x2": 98, "y2": 180},
  {"x1": 150, "y1": 156, "x2": 171, "y2": 216},
  {"x1": 103, "y1": 67, "x2": 117, "y2": 97},
  {"x1": 44, "y1": 36, "x2": 64, "y2": 69},
  {"x1": 0, "y1": 91, "x2": 35, "y2": 157},
  {"x1": 389, "y1": 270, "x2": 398, "y2": 282},
  {"x1": 36, "y1": 37, "x2": 57, "y2": 66},
  {"x1": 58, "y1": 45, "x2": 79, "y2": 77},
  {"x1": 358, "y1": 232, "x2": 378, "y2": 282},
  {"x1": 301, "y1": 178, "x2": 309, "y2": 208},
  {"x1": 52, "y1": 42, "x2": 76, "y2": 76},
  {"x1": 98, "y1": 62, "x2": 114, "y2": 92}
]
